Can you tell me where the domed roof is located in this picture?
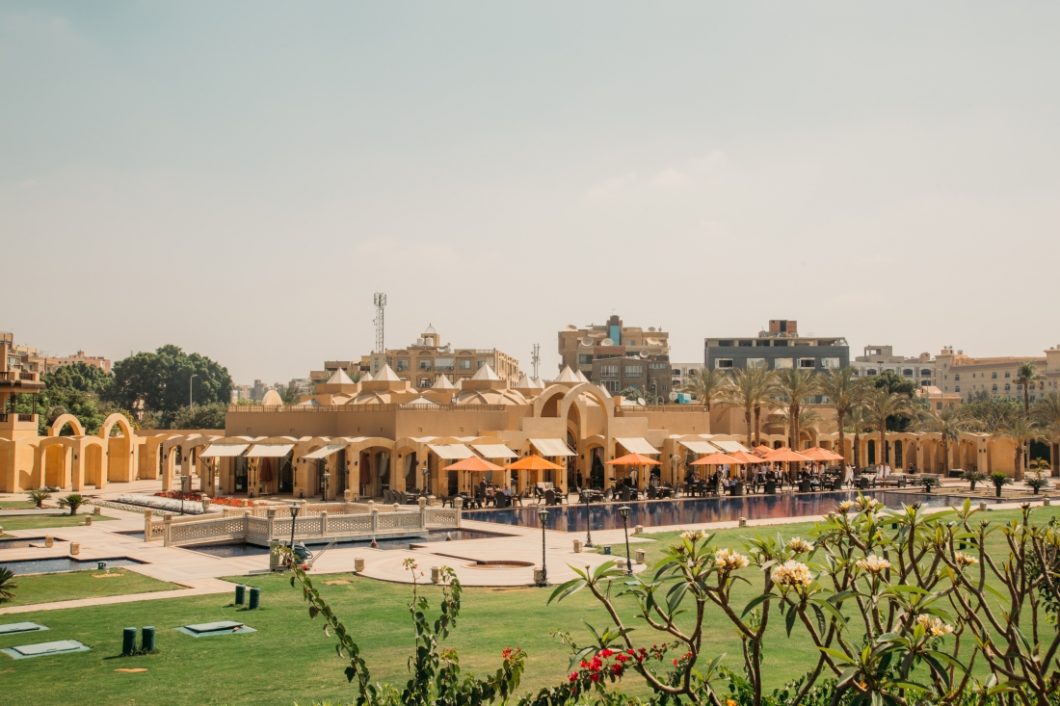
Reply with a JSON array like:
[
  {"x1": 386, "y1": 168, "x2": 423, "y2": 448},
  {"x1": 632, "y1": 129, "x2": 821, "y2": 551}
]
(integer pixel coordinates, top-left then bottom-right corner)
[
  {"x1": 431, "y1": 375, "x2": 456, "y2": 390},
  {"x1": 326, "y1": 368, "x2": 355, "y2": 385},
  {"x1": 261, "y1": 389, "x2": 283, "y2": 407},
  {"x1": 454, "y1": 388, "x2": 528, "y2": 406}
]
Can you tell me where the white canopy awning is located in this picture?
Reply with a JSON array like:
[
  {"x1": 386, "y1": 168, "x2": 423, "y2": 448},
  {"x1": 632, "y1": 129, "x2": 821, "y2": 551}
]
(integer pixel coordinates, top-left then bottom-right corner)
[
  {"x1": 302, "y1": 443, "x2": 346, "y2": 461},
  {"x1": 427, "y1": 443, "x2": 475, "y2": 460},
  {"x1": 245, "y1": 444, "x2": 295, "y2": 458},
  {"x1": 678, "y1": 439, "x2": 717, "y2": 454},
  {"x1": 530, "y1": 438, "x2": 575, "y2": 457},
  {"x1": 200, "y1": 444, "x2": 249, "y2": 459},
  {"x1": 471, "y1": 443, "x2": 517, "y2": 459},
  {"x1": 616, "y1": 437, "x2": 660, "y2": 455},
  {"x1": 712, "y1": 439, "x2": 750, "y2": 454}
]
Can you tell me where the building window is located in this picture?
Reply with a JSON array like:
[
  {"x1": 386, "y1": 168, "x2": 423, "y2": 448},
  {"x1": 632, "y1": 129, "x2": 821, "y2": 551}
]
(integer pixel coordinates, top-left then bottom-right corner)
[
  {"x1": 578, "y1": 354, "x2": 593, "y2": 365},
  {"x1": 419, "y1": 360, "x2": 432, "y2": 370},
  {"x1": 902, "y1": 368, "x2": 913, "y2": 377},
  {"x1": 992, "y1": 384, "x2": 998, "y2": 392},
  {"x1": 799, "y1": 358, "x2": 816, "y2": 369},
  {"x1": 820, "y1": 357, "x2": 840, "y2": 369},
  {"x1": 746, "y1": 358, "x2": 766, "y2": 369},
  {"x1": 867, "y1": 369, "x2": 878, "y2": 376},
  {"x1": 738, "y1": 340, "x2": 753, "y2": 347},
  {"x1": 459, "y1": 359, "x2": 471, "y2": 370},
  {"x1": 992, "y1": 372, "x2": 998, "y2": 379},
  {"x1": 418, "y1": 377, "x2": 430, "y2": 388},
  {"x1": 601, "y1": 365, "x2": 618, "y2": 376},
  {"x1": 396, "y1": 359, "x2": 409, "y2": 372},
  {"x1": 955, "y1": 385, "x2": 960, "y2": 392},
  {"x1": 716, "y1": 359, "x2": 734, "y2": 369},
  {"x1": 624, "y1": 365, "x2": 643, "y2": 376},
  {"x1": 954, "y1": 374, "x2": 960, "y2": 381},
  {"x1": 717, "y1": 340, "x2": 733, "y2": 347},
  {"x1": 1004, "y1": 371, "x2": 1011, "y2": 378}
]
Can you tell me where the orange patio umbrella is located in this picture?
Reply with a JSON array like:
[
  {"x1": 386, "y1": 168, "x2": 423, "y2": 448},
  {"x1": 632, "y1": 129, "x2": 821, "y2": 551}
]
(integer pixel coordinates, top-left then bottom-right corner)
[
  {"x1": 753, "y1": 445, "x2": 774, "y2": 456},
  {"x1": 607, "y1": 453, "x2": 661, "y2": 466},
  {"x1": 800, "y1": 447, "x2": 844, "y2": 463},
  {"x1": 690, "y1": 452, "x2": 744, "y2": 466},
  {"x1": 442, "y1": 455, "x2": 504, "y2": 473},
  {"x1": 763, "y1": 447, "x2": 812, "y2": 463},
  {"x1": 506, "y1": 455, "x2": 564, "y2": 471},
  {"x1": 729, "y1": 450, "x2": 769, "y2": 464}
]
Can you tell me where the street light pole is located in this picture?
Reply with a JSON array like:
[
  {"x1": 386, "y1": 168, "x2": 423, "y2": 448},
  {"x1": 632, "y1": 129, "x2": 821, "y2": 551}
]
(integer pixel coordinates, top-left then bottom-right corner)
[
  {"x1": 189, "y1": 373, "x2": 198, "y2": 407},
  {"x1": 582, "y1": 492, "x2": 593, "y2": 547},
  {"x1": 618, "y1": 505, "x2": 632, "y2": 575},
  {"x1": 288, "y1": 502, "x2": 301, "y2": 567},
  {"x1": 537, "y1": 507, "x2": 549, "y2": 586}
]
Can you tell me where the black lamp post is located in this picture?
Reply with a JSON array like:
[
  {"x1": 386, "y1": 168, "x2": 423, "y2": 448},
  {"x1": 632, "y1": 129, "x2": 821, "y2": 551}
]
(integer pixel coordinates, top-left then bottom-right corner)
[
  {"x1": 582, "y1": 492, "x2": 593, "y2": 548},
  {"x1": 537, "y1": 507, "x2": 549, "y2": 586},
  {"x1": 288, "y1": 501, "x2": 301, "y2": 562},
  {"x1": 422, "y1": 464, "x2": 430, "y2": 495},
  {"x1": 322, "y1": 471, "x2": 330, "y2": 501},
  {"x1": 618, "y1": 505, "x2": 632, "y2": 575}
]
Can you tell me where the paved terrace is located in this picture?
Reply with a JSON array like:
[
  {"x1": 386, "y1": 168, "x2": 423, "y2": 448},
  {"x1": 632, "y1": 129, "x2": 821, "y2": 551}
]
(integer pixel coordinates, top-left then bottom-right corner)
[{"x1": 1, "y1": 479, "x2": 1054, "y2": 615}]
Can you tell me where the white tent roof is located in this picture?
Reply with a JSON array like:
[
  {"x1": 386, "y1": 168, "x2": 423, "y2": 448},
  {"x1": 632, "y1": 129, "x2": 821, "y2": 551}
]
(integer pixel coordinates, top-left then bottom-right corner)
[
  {"x1": 712, "y1": 439, "x2": 750, "y2": 454},
  {"x1": 431, "y1": 375, "x2": 456, "y2": 390},
  {"x1": 200, "y1": 444, "x2": 249, "y2": 459},
  {"x1": 471, "y1": 364, "x2": 500, "y2": 381},
  {"x1": 374, "y1": 364, "x2": 402, "y2": 382},
  {"x1": 554, "y1": 366, "x2": 579, "y2": 383},
  {"x1": 359, "y1": 371, "x2": 374, "y2": 382},
  {"x1": 530, "y1": 438, "x2": 575, "y2": 457},
  {"x1": 245, "y1": 443, "x2": 295, "y2": 458},
  {"x1": 575, "y1": 370, "x2": 590, "y2": 383},
  {"x1": 616, "y1": 437, "x2": 660, "y2": 455},
  {"x1": 427, "y1": 443, "x2": 475, "y2": 460},
  {"x1": 405, "y1": 396, "x2": 439, "y2": 408},
  {"x1": 326, "y1": 368, "x2": 354, "y2": 385},
  {"x1": 471, "y1": 443, "x2": 517, "y2": 459}
]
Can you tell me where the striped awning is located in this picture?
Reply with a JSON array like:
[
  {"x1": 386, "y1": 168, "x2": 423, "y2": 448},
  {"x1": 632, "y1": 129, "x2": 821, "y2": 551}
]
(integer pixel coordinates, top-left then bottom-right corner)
[
  {"x1": 616, "y1": 437, "x2": 660, "y2": 455},
  {"x1": 245, "y1": 444, "x2": 295, "y2": 458},
  {"x1": 678, "y1": 439, "x2": 717, "y2": 454},
  {"x1": 302, "y1": 443, "x2": 346, "y2": 461},
  {"x1": 427, "y1": 443, "x2": 475, "y2": 460},
  {"x1": 530, "y1": 438, "x2": 575, "y2": 457},
  {"x1": 471, "y1": 443, "x2": 517, "y2": 459},
  {"x1": 200, "y1": 444, "x2": 249, "y2": 459}
]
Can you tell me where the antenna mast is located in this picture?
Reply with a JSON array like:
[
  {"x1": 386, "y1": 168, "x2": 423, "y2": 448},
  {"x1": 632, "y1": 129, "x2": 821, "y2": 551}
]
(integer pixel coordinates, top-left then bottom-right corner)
[
  {"x1": 372, "y1": 292, "x2": 387, "y2": 372},
  {"x1": 531, "y1": 343, "x2": 540, "y2": 379}
]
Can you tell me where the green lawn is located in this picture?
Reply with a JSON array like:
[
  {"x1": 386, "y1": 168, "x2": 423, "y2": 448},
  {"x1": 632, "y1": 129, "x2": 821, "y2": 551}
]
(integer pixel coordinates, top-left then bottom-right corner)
[
  {"x1": 0, "y1": 513, "x2": 115, "y2": 533},
  {"x1": 0, "y1": 505, "x2": 1055, "y2": 705},
  {"x1": 3, "y1": 568, "x2": 182, "y2": 606},
  {"x1": 0, "y1": 500, "x2": 38, "y2": 510}
]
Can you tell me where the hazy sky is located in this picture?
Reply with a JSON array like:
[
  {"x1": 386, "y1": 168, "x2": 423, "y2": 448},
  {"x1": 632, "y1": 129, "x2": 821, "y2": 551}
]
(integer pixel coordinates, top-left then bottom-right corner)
[{"x1": 4, "y1": 1, "x2": 1059, "y2": 384}]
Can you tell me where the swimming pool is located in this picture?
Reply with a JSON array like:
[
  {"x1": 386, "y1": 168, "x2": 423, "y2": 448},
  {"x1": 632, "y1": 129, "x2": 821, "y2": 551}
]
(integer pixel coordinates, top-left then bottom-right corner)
[
  {"x1": 191, "y1": 528, "x2": 512, "y2": 558},
  {"x1": 464, "y1": 491, "x2": 964, "y2": 531},
  {"x1": 2, "y1": 557, "x2": 145, "y2": 576}
]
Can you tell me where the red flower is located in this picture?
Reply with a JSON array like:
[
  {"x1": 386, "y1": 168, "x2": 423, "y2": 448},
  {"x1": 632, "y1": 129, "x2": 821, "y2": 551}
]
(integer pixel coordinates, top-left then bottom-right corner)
[
  {"x1": 589, "y1": 672, "x2": 601, "y2": 683},
  {"x1": 611, "y1": 663, "x2": 624, "y2": 676},
  {"x1": 568, "y1": 671, "x2": 578, "y2": 682},
  {"x1": 579, "y1": 659, "x2": 589, "y2": 669},
  {"x1": 501, "y1": 647, "x2": 513, "y2": 660}
]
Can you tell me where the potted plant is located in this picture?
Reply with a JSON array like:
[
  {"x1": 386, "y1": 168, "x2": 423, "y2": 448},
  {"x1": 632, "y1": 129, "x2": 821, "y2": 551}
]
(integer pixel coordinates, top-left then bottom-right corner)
[
  {"x1": 1026, "y1": 472, "x2": 1050, "y2": 496},
  {"x1": 922, "y1": 476, "x2": 939, "y2": 493},
  {"x1": 963, "y1": 469, "x2": 986, "y2": 492},
  {"x1": 58, "y1": 493, "x2": 85, "y2": 516},
  {"x1": 990, "y1": 473, "x2": 1011, "y2": 499}
]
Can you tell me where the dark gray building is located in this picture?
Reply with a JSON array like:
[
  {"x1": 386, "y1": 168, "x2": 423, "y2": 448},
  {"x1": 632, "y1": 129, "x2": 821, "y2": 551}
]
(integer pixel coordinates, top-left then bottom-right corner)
[
  {"x1": 587, "y1": 354, "x2": 672, "y2": 401},
  {"x1": 704, "y1": 320, "x2": 849, "y2": 372}
]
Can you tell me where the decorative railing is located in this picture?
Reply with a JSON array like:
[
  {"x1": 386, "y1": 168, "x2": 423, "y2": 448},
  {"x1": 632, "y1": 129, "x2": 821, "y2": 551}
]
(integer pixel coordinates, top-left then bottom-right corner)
[{"x1": 157, "y1": 501, "x2": 460, "y2": 547}]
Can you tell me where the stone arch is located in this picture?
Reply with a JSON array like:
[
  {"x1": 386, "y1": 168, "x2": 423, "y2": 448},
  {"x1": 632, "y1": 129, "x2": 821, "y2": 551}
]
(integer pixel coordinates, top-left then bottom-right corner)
[
  {"x1": 36, "y1": 437, "x2": 79, "y2": 490},
  {"x1": 99, "y1": 413, "x2": 137, "y2": 482},
  {"x1": 346, "y1": 437, "x2": 396, "y2": 499},
  {"x1": 82, "y1": 437, "x2": 107, "y2": 488},
  {"x1": 99, "y1": 413, "x2": 134, "y2": 440},
  {"x1": 49, "y1": 414, "x2": 85, "y2": 437}
]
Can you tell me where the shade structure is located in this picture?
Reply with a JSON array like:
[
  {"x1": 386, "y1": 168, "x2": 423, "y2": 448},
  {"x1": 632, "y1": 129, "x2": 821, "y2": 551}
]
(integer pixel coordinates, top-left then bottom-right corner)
[
  {"x1": 729, "y1": 450, "x2": 769, "y2": 464},
  {"x1": 690, "y1": 452, "x2": 744, "y2": 466},
  {"x1": 245, "y1": 444, "x2": 294, "y2": 459},
  {"x1": 200, "y1": 444, "x2": 249, "y2": 459},
  {"x1": 506, "y1": 455, "x2": 564, "y2": 472},
  {"x1": 677, "y1": 439, "x2": 717, "y2": 454},
  {"x1": 529, "y1": 438, "x2": 575, "y2": 457},
  {"x1": 800, "y1": 447, "x2": 844, "y2": 462},
  {"x1": 471, "y1": 443, "x2": 517, "y2": 460},
  {"x1": 753, "y1": 445, "x2": 774, "y2": 456},
  {"x1": 711, "y1": 439, "x2": 751, "y2": 454},
  {"x1": 427, "y1": 443, "x2": 475, "y2": 460},
  {"x1": 302, "y1": 443, "x2": 346, "y2": 460},
  {"x1": 442, "y1": 455, "x2": 504, "y2": 473},
  {"x1": 615, "y1": 437, "x2": 660, "y2": 456},
  {"x1": 607, "y1": 453, "x2": 661, "y2": 466},
  {"x1": 763, "y1": 447, "x2": 812, "y2": 463}
]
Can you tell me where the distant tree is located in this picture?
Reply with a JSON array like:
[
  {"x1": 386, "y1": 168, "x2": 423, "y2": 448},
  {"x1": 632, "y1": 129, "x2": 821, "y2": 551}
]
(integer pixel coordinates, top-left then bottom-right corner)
[
  {"x1": 280, "y1": 382, "x2": 302, "y2": 405},
  {"x1": 870, "y1": 370, "x2": 919, "y2": 431},
  {"x1": 108, "y1": 345, "x2": 232, "y2": 426},
  {"x1": 13, "y1": 362, "x2": 119, "y2": 434},
  {"x1": 1016, "y1": 361, "x2": 1039, "y2": 414},
  {"x1": 44, "y1": 362, "x2": 112, "y2": 395},
  {"x1": 682, "y1": 369, "x2": 729, "y2": 412},
  {"x1": 172, "y1": 402, "x2": 228, "y2": 430},
  {"x1": 772, "y1": 368, "x2": 820, "y2": 451},
  {"x1": 723, "y1": 366, "x2": 777, "y2": 449},
  {"x1": 863, "y1": 388, "x2": 913, "y2": 468},
  {"x1": 917, "y1": 406, "x2": 977, "y2": 473},
  {"x1": 819, "y1": 368, "x2": 869, "y2": 466}
]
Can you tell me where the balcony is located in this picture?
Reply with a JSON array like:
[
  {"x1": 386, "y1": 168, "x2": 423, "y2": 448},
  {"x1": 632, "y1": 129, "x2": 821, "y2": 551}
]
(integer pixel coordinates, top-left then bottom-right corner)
[{"x1": 0, "y1": 412, "x2": 38, "y2": 424}]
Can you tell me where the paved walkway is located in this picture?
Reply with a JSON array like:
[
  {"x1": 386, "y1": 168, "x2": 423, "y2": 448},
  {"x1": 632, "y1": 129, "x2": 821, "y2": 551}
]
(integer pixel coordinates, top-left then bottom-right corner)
[{"x1": 1, "y1": 482, "x2": 1054, "y2": 614}]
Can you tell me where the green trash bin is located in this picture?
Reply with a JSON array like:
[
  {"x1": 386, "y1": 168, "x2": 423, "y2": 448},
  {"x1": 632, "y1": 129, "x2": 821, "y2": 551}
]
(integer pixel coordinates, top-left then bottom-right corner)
[
  {"x1": 122, "y1": 627, "x2": 137, "y2": 656},
  {"x1": 248, "y1": 586, "x2": 261, "y2": 610},
  {"x1": 141, "y1": 625, "x2": 156, "y2": 653},
  {"x1": 235, "y1": 584, "x2": 246, "y2": 605}
]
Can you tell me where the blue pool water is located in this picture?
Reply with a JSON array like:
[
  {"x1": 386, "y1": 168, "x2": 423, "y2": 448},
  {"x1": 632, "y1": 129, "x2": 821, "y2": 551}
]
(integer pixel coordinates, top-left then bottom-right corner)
[
  {"x1": 2, "y1": 557, "x2": 145, "y2": 576},
  {"x1": 0, "y1": 536, "x2": 47, "y2": 550},
  {"x1": 191, "y1": 528, "x2": 511, "y2": 558},
  {"x1": 464, "y1": 491, "x2": 963, "y2": 532}
]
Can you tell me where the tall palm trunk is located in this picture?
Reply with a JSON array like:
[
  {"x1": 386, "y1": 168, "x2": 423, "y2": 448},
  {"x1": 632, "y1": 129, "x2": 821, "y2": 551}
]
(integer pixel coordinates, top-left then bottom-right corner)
[
  {"x1": 744, "y1": 406, "x2": 752, "y2": 449},
  {"x1": 836, "y1": 412, "x2": 846, "y2": 465},
  {"x1": 878, "y1": 426, "x2": 887, "y2": 469},
  {"x1": 1014, "y1": 443, "x2": 1025, "y2": 481},
  {"x1": 853, "y1": 430, "x2": 861, "y2": 469},
  {"x1": 789, "y1": 402, "x2": 800, "y2": 450},
  {"x1": 754, "y1": 404, "x2": 763, "y2": 446},
  {"x1": 941, "y1": 438, "x2": 949, "y2": 473}
]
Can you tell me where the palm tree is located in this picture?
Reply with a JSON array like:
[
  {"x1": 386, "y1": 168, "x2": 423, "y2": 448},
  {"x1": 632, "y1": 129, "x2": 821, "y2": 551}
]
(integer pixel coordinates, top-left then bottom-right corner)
[
  {"x1": 724, "y1": 366, "x2": 776, "y2": 449},
  {"x1": 0, "y1": 568, "x2": 15, "y2": 605},
  {"x1": 682, "y1": 368, "x2": 729, "y2": 413},
  {"x1": 1032, "y1": 392, "x2": 1060, "y2": 477},
  {"x1": 1015, "y1": 361, "x2": 1038, "y2": 414},
  {"x1": 1002, "y1": 413, "x2": 1044, "y2": 481},
  {"x1": 773, "y1": 368, "x2": 820, "y2": 451},
  {"x1": 918, "y1": 406, "x2": 977, "y2": 474},
  {"x1": 845, "y1": 404, "x2": 872, "y2": 470},
  {"x1": 863, "y1": 388, "x2": 913, "y2": 470},
  {"x1": 819, "y1": 368, "x2": 867, "y2": 466}
]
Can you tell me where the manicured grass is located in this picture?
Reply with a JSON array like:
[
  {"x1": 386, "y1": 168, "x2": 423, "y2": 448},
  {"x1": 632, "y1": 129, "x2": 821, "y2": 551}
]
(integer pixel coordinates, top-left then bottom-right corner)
[
  {"x1": 0, "y1": 500, "x2": 38, "y2": 510},
  {"x1": 0, "y1": 514, "x2": 115, "y2": 532},
  {"x1": 3, "y1": 568, "x2": 182, "y2": 607},
  {"x1": 0, "y1": 505, "x2": 1055, "y2": 704}
]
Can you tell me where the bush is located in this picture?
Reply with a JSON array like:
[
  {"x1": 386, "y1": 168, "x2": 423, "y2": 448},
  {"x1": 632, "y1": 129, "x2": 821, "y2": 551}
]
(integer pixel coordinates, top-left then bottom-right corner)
[
  {"x1": 26, "y1": 488, "x2": 51, "y2": 508},
  {"x1": 57, "y1": 493, "x2": 85, "y2": 516},
  {"x1": 962, "y1": 469, "x2": 986, "y2": 491}
]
